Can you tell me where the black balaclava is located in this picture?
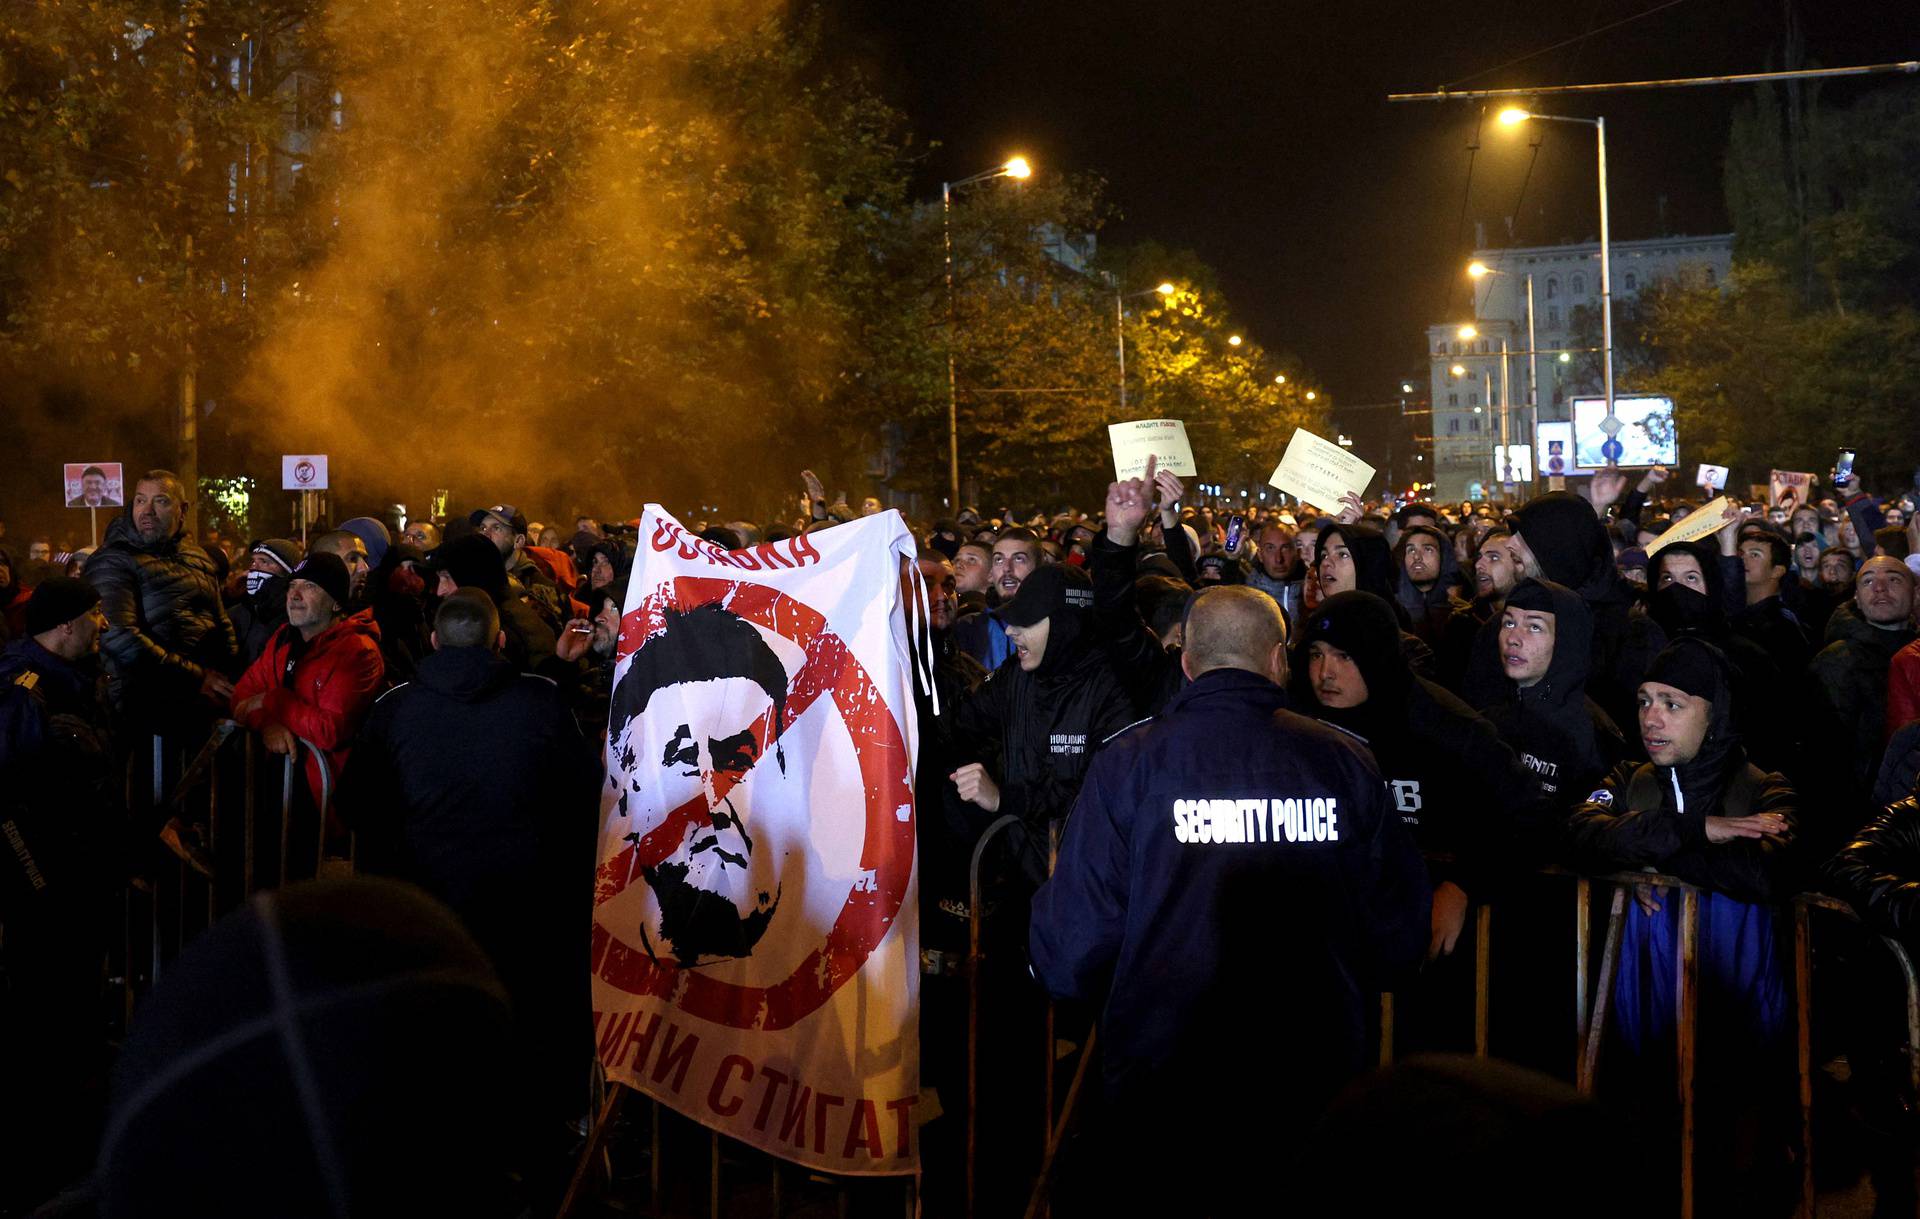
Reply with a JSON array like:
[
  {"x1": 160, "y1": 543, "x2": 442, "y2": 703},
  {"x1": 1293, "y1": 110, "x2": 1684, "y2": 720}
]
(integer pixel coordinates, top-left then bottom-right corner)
[
  {"x1": 1293, "y1": 590, "x2": 1412, "y2": 738},
  {"x1": 1642, "y1": 637, "x2": 1743, "y2": 815},
  {"x1": 1504, "y1": 577, "x2": 1594, "y2": 703},
  {"x1": 1513, "y1": 491, "x2": 1615, "y2": 596},
  {"x1": 1648, "y1": 540, "x2": 1727, "y2": 639}
]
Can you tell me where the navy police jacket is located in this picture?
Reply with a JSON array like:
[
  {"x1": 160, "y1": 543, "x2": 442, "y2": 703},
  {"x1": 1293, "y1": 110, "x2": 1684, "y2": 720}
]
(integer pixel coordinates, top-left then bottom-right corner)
[{"x1": 1030, "y1": 667, "x2": 1429, "y2": 1124}]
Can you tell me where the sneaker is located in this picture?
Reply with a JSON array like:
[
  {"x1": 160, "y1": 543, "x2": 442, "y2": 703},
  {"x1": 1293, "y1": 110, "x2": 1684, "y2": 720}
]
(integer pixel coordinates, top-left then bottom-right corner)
[{"x1": 158, "y1": 817, "x2": 215, "y2": 879}]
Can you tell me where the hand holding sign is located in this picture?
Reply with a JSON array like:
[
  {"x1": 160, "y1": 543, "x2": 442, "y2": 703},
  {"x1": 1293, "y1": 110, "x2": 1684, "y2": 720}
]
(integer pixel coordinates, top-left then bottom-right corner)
[
  {"x1": 1269, "y1": 429, "x2": 1374, "y2": 510},
  {"x1": 1109, "y1": 420, "x2": 1196, "y2": 482},
  {"x1": 1645, "y1": 496, "x2": 1738, "y2": 557}
]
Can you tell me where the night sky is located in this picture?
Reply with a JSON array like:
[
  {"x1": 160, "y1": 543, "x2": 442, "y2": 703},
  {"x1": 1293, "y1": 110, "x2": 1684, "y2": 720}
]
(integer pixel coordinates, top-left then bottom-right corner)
[{"x1": 824, "y1": 0, "x2": 1916, "y2": 411}]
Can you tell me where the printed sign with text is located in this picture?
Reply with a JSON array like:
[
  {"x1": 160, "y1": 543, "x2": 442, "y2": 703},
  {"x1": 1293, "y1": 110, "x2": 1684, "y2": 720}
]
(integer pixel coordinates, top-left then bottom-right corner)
[
  {"x1": 1107, "y1": 419, "x2": 1197, "y2": 482},
  {"x1": 1268, "y1": 428, "x2": 1375, "y2": 509}
]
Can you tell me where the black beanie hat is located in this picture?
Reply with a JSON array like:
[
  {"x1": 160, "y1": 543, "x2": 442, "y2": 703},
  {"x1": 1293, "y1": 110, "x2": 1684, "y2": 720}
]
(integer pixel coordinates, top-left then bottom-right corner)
[
  {"x1": 1513, "y1": 491, "x2": 1613, "y2": 590},
  {"x1": 96, "y1": 879, "x2": 514, "y2": 1218},
  {"x1": 428, "y1": 534, "x2": 508, "y2": 600},
  {"x1": 25, "y1": 576, "x2": 101, "y2": 636},
  {"x1": 1643, "y1": 636, "x2": 1728, "y2": 703},
  {"x1": 1298, "y1": 590, "x2": 1411, "y2": 700},
  {"x1": 289, "y1": 552, "x2": 351, "y2": 611}
]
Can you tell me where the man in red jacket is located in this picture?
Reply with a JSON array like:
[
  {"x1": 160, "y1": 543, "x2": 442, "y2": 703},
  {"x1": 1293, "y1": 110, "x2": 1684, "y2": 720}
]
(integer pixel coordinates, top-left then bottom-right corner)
[{"x1": 232, "y1": 552, "x2": 385, "y2": 810}]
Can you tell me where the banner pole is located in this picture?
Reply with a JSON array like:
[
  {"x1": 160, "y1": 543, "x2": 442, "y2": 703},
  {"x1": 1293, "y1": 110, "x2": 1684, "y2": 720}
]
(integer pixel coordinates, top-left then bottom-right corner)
[
  {"x1": 90, "y1": 506, "x2": 99, "y2": 548},
  {"x1": 556, "y1": 1083, "x2": 629, "y2": 1219}
]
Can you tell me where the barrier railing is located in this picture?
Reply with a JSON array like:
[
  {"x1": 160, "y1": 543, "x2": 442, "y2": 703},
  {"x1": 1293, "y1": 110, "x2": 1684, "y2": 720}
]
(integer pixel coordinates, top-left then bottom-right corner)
[{"x1": 119, "y1": 723, "x2": 342, "y2": 1024}]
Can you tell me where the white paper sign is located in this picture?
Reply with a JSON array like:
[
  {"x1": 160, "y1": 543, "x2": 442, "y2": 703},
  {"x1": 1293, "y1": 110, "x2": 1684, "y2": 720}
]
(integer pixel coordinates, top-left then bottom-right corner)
[
  {"x1": 1107, "y1": 419, "x2": 1197, "y2": 482},
  {"x1": 282, "y1": 454, "x2": 329, "y2": 491},
  {"x1": 1646, "y1": 496, "x2": 1735, "y2": 557},
  {"x1": 1268, "y1": 429, "x2": 1375, "y2": 509},
  {"x1": 1696, "y1": 464, "x2": 1729, "y2": 491},
  {"x1": 1770, "y1": 469, "x2": 1814, "y2": 511}
]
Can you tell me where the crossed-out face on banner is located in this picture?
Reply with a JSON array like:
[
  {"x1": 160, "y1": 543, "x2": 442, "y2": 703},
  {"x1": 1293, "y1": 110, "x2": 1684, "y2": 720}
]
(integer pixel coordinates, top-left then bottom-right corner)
[{"x1": 601, "y1": 591, "x2": 875, "y2": 985}]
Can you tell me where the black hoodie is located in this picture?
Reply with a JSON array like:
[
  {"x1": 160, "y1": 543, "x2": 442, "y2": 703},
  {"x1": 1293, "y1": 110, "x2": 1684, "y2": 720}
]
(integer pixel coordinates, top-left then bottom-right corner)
[
  {"x1": 945, "y1": 584, "x2": 1139, "y2": 884},
  {"x1": 1648, "y1": 541, "x2": 1791, "y2": 764},
  {"x1": 1317, "y1": 521, "x2": 1438, "y2": 678},
  {"x1": 1567, "y1": 638, "x2": 1800, "y2": 904},
  {"x1": 1477, "y1": 578, "x2": 1627, "y2": 814},
  {"x1": 1507, "y1": 492, "x2": 1665, "y2": 734},
  {"x1": 1293, "y1": 592, "x2": 1545, "y2": 896}
]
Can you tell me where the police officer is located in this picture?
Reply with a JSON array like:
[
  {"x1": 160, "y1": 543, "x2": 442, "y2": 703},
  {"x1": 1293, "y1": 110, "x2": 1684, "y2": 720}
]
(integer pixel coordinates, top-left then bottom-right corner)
[
  {"x1": 1030, "y1": 586, "x2": 1428, "y2": 1213},
  {"x1": 0, "y1": 577, "x2": 116, "y2": 1209}
]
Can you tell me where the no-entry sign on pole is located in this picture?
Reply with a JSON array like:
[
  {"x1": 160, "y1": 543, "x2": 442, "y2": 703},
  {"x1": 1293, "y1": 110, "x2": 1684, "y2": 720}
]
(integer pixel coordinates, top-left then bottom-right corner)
[{"x1": 282, "y1": 455, "x2": 329, "y2": 491}]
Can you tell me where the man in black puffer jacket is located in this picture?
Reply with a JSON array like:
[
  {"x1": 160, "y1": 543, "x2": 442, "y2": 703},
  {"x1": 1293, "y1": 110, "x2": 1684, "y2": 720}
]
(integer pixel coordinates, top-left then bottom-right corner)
[
  {"x1": 84, "y1": 470, "x2": 237, "y2": 730},
  {"x1": 1506, "y1": 491, "x2": 1664, "y2": 735}
]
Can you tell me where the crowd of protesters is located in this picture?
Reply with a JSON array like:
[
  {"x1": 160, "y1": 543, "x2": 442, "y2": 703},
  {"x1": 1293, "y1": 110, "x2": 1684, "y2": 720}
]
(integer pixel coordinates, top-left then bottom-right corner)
[{"x1": 8, "y1": 458, "x2": 1920, "y2": 1215}]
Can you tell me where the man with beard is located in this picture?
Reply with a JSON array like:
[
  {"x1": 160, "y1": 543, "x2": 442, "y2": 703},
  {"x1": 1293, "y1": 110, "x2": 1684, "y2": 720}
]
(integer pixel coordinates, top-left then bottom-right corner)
[
  {"x1": 1393, "y1": 522, "x2": 1458, "y2": 645},
  {"x1": 954, "y1": 529, "x2": 1042, "y2": 671},
  {"x1": 1806, "y1": 556, "x2": 1918, "y2": 847},
  {"x1": 1567, "y1": 639, "x2": 1799, "y2": 1214},
  {"x1": 470, "y1": 503, "x2": 564, "y2": 626},
  {"x1": 339, "y1": 589, "x2": 598, "y2": 1139},
  {"x1": 1439, "y1": 527, "x2": 1517, "y2": 697},
  {"x1": 602, "y1": 600, "x2": 796, "y2": 967},
  {"x1": 85, "y1": 470, "x2": 237, "y2": 730}
]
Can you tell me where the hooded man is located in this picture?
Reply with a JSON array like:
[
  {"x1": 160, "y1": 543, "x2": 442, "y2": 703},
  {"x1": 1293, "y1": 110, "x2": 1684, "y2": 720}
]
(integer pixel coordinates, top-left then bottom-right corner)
[
  {"x1": 229, "y1": 539, "x2": 302, "y2": 665},
  {"x1": 1506, "y1": 490, "x2": 1665, "y2": 734},
  {"x1": 1479, "y1": 578, "x2": 1627, "y2": 812},
  {"x1": 1316, "y1": 521, "x2": 1436, "y2": 678},
  {"x1": 944, "y1": 562, "x2": 1138, "y2": 886},
  {"x1": 1648, "y1": 540, "x2": 1790, "y2": 764},
  {"x1": 1292, "y1": 592, "x2": 1543, "y2": 986},
  {"x1": 1394, "y1": 522, "x2": 1459, "y2": 645},
  {"x1": 1567, "y1": 638, "x2": 1799, "y2": 1211}
]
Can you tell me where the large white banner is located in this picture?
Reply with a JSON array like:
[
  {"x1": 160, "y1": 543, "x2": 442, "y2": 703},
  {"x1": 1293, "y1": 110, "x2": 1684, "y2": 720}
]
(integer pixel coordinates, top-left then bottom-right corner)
[{"x1": 591, "y1": 507, "x2": 921, "y2": 1175}]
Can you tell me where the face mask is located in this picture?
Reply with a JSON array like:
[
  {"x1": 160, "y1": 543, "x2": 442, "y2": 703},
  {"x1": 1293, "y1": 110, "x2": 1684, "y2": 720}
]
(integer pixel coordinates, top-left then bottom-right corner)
[{"x1": 245, "y1": 570, "x2": 275, "y2": 597}]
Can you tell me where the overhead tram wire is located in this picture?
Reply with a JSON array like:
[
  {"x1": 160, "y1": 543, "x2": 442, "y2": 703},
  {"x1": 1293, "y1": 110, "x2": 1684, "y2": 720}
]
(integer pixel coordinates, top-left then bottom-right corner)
[{"x1": 1438, "y1": 0, "x2": 1694, "y2": 91}]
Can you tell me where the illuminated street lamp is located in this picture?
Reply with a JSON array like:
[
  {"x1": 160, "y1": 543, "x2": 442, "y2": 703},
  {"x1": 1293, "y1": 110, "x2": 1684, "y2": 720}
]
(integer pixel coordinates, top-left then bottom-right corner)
[
  {"x1": 1227, "y1": 334, "x2": 1243, "y2": 347},
  {"x1": 943, "y1": 155, "x2": 1033, "y2": 508},
  {"x1": 1450, "y1": 363, "x2": 1468, "y2": 377},
  {"x1": 1457, "y1": 324, "x2": 1478, "y2": 340},
  {"x1": 1499, "y1": 107, "x2": 1615, "y2": 426},
  {"x1": 1274, "y1": 374, "x2": 1287, "y2": 384},
  {"x1": 1114, "y1": 280, "x2": 1181, "y2": 412},
  {"x1": 1305, "y1": 390, "x2": 1317, "y2": 401}
]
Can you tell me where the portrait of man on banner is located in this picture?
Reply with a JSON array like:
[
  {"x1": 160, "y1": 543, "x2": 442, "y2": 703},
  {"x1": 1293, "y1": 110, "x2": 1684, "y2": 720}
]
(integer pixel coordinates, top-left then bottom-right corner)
[{"x1": 607, "y1": 601, "x2": 796, "y2": 968}]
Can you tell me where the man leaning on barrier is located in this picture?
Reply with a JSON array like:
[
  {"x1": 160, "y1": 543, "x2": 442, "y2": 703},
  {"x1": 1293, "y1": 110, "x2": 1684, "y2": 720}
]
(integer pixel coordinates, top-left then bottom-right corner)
[
  {"x1": 1567, "y1": 636, "x2": 1801, "y2": 1212},
  {"x1": 1029, "y1": 585, "x2": 1429, "y2": 1212}
]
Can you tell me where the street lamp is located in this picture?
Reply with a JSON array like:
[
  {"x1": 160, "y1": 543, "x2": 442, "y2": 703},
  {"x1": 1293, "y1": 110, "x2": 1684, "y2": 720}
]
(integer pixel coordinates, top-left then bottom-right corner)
[
  {"x1": 1498, "y1": 107, "x2": 1614, "y2": 427},
  {"x1": 1450, "y1": 363, "x2": 1468, "y2": 377},
  {"x1": 1114, "y1": 280, "x2": 1179, "y2": 412},
  {"x1": 1274, "y1": 374, "x2": 1287, "y2": 384},
  {"x1": 1305, "y1": 390, "x2": 1317, "y2": 401},
  {"x1": 943, "y1": 155, "x2": 1033, "y2": 510},
  {"x1": 1227, "y1": 334, "x2": 1243, "y2": 347},
  {"x1": 1465, "y1": 261, "x2": 1538, "y2": 488},
  {"x1": 1457, "y1": 324, "x2": 1478, "y2": 340}
]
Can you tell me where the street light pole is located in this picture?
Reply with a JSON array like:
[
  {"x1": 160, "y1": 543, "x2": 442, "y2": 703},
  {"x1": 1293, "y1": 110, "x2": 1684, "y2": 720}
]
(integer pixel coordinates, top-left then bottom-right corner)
[
  {"x1": 1496, "y1": 109, "x2": 1614, "y2": 426},
  {"x1": 1112, "y1": 282, "x2": 1177, "y2": 414},
  {"x1": 942, "y1": 156, "x2": 1032, "y2": 511}
]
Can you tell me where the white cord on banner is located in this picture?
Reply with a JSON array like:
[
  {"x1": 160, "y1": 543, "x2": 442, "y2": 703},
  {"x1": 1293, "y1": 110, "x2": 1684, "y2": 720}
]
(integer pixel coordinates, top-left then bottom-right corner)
[{"x1": 907, "y1": 559, "x2": 939, "y2": 718}]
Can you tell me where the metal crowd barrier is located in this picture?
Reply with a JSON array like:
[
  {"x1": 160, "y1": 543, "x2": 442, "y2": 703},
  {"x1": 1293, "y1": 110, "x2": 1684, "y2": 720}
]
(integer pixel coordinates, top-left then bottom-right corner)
[
  {"x1": 119, "y1": 723, "x2": 343, "y2": 1019},
  {"x1": 992, "y1": 864, "x2": 1920, "y2": 1219}
]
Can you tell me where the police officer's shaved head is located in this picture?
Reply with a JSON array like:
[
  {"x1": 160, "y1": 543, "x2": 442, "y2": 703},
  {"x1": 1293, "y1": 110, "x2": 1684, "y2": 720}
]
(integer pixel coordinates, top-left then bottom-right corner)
[{"x1": 1183, "y1": 586, "x2": 1289, "y2": 680}]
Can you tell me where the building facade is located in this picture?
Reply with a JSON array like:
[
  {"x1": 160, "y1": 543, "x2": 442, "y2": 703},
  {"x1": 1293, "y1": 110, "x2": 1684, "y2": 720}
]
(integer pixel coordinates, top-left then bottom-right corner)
[{"x1": 1425, "y1": 233, "x2": 1733, "y2": 502}]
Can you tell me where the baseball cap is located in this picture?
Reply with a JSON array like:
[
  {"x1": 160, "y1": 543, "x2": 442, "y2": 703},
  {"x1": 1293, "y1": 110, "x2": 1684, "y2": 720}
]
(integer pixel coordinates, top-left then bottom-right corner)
[
  {"x1": 995, "y1": 563, "x2": 1094, "y2": 628},
  {"x1": 467, "y1": 504, "x2": 528, "y2": 536}
]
